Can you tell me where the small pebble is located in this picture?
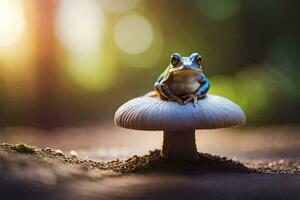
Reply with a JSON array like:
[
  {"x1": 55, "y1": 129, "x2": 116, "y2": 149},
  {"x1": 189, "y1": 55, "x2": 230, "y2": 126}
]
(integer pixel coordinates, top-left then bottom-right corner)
[
  {"x1": 55, "y1": 149, "x2": 64, "y2": 155},
  {"x1": 279, "y1": 159, "x2": 285, "y2": 164},
  {"x1": 69, "y1": 150, "x2": 79, "y2": 157}
]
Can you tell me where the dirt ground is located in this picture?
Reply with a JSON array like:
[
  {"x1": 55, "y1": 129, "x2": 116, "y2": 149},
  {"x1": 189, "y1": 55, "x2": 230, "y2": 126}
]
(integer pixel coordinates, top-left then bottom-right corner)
[
  {"x1": 0, "y1": 142, "x2": 299, "y2": 200},
  {"x1": 0, "y1": 124, "x2": 300, "y2": 200}
]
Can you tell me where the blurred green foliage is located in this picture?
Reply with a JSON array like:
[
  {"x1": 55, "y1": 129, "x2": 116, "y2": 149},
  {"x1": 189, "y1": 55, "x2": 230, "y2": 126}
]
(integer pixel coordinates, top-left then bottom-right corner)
[{"x1": 0, "y1": 0, "x2": 299, "y2": 128}]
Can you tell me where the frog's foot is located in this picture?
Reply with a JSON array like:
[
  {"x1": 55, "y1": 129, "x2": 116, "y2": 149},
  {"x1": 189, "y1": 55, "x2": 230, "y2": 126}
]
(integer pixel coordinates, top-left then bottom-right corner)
[
  {"x1": 197, "y1": 93, "x2": 207, "y2": 100},
  {"x1": 183, "y1": 96, "x2": 193, "y2": 104},
  {"x1": 171, "y1": 96, "x2": 184, "y2": 105},
  {"x1": 193, "y1": 95, "x2": 198, "y2": 106},
  {"x1": 183, "y1": 94, "x2": 198, "y2": 107}
]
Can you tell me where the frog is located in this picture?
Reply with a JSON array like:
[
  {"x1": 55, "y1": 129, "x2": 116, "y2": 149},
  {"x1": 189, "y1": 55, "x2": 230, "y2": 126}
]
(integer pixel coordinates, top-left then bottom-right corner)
[{"x1": 153, "y1": 52, "x2": 210, "y2": 106}]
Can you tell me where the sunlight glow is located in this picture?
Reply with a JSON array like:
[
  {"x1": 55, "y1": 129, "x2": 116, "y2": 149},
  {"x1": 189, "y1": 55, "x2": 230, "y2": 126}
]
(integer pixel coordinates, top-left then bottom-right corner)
[
  {"x1": 115, "y1": 14, "x2": 153, "y2": 54},
  {"x1": 0, "y1": 0, "x2": 25, "y2": 47},
  {"x1": 55, "y1": 0, "x2": 105, "y2": 54}
]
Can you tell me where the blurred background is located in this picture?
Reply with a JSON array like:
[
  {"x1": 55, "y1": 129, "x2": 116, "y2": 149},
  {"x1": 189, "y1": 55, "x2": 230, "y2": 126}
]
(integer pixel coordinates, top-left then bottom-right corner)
[{"x1": 0, "y1": 0, "x2": 299, "y2": 160}]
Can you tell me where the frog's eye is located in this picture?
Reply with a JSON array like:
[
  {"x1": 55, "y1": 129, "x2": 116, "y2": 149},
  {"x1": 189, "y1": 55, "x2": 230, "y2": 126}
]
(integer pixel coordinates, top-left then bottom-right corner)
[
  {"x1": 170, "y1": 53, "x2": 181, "y2": 67},
  {"x1": 195, "y1": 55, "x2": 202, "y2": 66}
]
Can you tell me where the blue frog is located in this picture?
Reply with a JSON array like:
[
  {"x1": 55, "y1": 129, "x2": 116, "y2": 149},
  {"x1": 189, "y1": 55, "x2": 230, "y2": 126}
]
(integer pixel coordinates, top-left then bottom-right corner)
[{"x1": 153, "y1": 53, "x2": 210, "y2": 106}]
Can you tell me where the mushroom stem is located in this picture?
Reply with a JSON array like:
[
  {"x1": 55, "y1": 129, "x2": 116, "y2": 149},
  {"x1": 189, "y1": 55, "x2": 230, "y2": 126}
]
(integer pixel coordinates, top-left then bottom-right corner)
[{"x1": 161, "y1": 130, "x2": 199, "y2": 161}]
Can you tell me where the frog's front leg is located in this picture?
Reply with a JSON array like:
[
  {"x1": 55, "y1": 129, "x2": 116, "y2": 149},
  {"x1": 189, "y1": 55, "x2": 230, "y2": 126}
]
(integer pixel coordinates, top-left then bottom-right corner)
[
  {"x1": 196, "y1": 73, "x2": 210, "y2": 99},
  {"x1": 155, "y1": 80, "x2": 183, "y2": 105},
  {"x1": 154, "y1": 81, "x2": 168, "y2": 99}
]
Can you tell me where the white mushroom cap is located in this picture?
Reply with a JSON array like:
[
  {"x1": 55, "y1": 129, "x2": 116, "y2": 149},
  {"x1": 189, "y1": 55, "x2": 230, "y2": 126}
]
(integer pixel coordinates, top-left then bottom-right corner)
[{"x1": 114, "y1": 95, "x2": 246, "y2": 131}]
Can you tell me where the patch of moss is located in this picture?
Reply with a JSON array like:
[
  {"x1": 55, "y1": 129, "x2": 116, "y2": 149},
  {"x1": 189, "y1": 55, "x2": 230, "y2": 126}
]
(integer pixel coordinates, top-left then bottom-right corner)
[{"x1": 14, "y1": 143, "x2": 36, "y2": 154}]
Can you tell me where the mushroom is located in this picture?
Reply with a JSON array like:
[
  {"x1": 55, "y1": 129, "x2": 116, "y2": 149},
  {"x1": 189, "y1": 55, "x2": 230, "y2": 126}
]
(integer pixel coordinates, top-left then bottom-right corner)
[{"x1": 114, "y1": 94, "x2": 245, "y2": 161}]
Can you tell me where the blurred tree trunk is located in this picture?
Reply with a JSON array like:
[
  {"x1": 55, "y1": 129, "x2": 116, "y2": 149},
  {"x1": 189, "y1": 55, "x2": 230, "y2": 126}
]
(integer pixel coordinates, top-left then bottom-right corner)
[{"x1": 34, "y1": 0, "x2": 60, "y2": 128}]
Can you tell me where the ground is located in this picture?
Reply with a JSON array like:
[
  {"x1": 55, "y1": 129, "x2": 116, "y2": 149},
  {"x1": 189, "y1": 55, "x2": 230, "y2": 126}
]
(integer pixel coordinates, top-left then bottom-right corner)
[
  {"x1": 0, "y1": 124, "x2": 299, "y2": 200},
  {"x1": 0, "y1": 143, "x2": 299, "y2": 200}
]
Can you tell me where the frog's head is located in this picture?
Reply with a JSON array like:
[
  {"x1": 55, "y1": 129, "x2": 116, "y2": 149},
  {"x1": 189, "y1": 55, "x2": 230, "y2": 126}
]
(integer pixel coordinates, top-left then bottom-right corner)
[{"x1": 169, "y1": 53, "x2": 202, "y2": 76}]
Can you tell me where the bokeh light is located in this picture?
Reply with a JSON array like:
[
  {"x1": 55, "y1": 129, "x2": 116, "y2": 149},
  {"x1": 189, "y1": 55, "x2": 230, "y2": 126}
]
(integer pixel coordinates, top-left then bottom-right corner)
[
  {"x1": 0, "y1": 0, "x2": 25, "y2": 47},
  {"x1": 64, "y1": 53, "x2": 116, "y2": 92},
  {"x1": 0, "y1": 0, "x2": 299, "y2": 127},
  {"x1": 55, "y1": 0, "x2": 105, "y2": 54},
  {"x1": 114, "y1": 14, "x2": 153, "y2": 54},
  {"x1": 197, "y1": 0, "x2": 241, "y2": 21},
  {"x1": 120, "y1": 29, "x2": 164, "y2": 68},
  {"x1": 55, "y1": 0, "x2": 112, "y2": 92},
  {"x1": 100, "y1": 0, "x2": 140, "y2": 13}
]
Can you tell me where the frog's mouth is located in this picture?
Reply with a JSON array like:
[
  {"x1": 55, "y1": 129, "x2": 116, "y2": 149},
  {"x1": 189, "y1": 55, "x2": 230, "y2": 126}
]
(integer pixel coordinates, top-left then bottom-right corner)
[{"x1": 170, "y1": 66, "x2": 202, "y2": 76}]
